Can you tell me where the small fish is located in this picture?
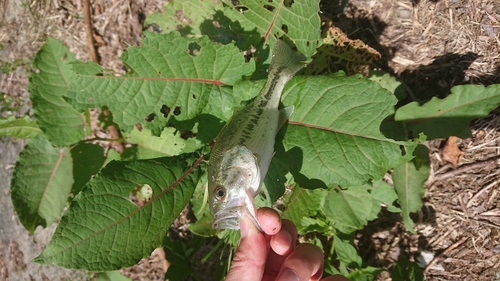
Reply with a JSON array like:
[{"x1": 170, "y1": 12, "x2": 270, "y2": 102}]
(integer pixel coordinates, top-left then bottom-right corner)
[{"x1": 208, "y1": 40, "x2": 307, "y2": 231}]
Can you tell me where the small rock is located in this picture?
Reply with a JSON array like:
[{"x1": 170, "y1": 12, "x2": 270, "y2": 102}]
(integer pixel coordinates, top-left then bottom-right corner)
[{"x1": 482, "y1": 23, "x2": 498, "y2": 38}]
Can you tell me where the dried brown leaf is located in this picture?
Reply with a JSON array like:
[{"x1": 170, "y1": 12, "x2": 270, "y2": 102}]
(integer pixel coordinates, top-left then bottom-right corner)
[{"x1": 441, "y1": 136, "x2": 464, "y2": 167}]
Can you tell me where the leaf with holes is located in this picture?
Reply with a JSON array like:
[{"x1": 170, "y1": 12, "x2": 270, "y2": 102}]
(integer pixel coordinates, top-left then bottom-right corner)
[
  {"x1": 145, "y1": 0, "x2": 222, "y2": 36},
  {"x1": 10, "y1": 134, "x2": 73, "y2": 233},
  {"x1": 67, "y1": 31, "x2": 254, "y2": 134},
  {"x1": 28, "y1": 38, "x2": 84, "y2": 146},
  {"x1": 123, "y1": 127, "x2": 203, "y2": 160},
  {"x1": 222, "y1": 0, "x2": 322, "y2": 58},
  {"x1": 395, "y1": 84, "x2": 500, "y2": 140},
  {"x1": 33, "y1": 154, "x2": 202, "y2": 270}
]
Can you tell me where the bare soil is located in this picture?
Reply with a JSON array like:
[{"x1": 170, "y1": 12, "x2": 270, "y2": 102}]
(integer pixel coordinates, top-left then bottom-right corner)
[{"x1": 1, "y1": 0, "x2": 499, "y2": 280}]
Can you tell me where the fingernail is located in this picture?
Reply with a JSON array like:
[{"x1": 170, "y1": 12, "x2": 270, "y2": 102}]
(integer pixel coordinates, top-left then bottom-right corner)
[{"x1": 277, "y1": 268, "x2": 299, "y2": 281}]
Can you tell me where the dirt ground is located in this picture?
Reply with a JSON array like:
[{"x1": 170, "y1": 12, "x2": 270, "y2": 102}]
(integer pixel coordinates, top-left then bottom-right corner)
[{"x1": 1, "y1": 0, "x2": 499, "y2": 280}]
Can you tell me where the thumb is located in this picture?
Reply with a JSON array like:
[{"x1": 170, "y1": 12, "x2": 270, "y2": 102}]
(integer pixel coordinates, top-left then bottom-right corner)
[{"x1": 224, "y1": 217, "x2": 268, "y2": 281}]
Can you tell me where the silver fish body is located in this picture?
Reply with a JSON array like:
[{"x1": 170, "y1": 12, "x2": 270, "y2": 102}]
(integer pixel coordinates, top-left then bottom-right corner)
[{"x1": 208, "y1": 40, "x2": 306, "y2": 231}]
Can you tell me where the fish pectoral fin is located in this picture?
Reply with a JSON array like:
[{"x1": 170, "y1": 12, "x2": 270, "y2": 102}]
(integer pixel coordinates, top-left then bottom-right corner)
[{"x1": 278, "y1": 105, "x2": 294, "y2": 129}]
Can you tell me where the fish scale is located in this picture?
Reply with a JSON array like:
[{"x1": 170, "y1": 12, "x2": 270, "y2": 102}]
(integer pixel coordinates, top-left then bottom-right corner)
[{"x1": 208, "y1": 40, "x2": 307, "y2": 231}]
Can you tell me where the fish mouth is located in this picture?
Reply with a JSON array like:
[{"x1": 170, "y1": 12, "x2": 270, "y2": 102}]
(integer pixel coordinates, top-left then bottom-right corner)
[{"x1": 212, "y1": 197, "x2": 262, "y2": 232}]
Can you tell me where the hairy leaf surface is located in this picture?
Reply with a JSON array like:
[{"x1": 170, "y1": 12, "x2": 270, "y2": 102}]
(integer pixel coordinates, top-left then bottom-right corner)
[
  {"x1": 68, "y1": 32, "x2": 254, "y2": 133},
  {"x1": 395, "y1": 84, "x2": 500, "y2": 139},
  {"x1": 29, "y1": 38, "x2": 84, "y2": 146},
  {"x1": 222, "y1": 0, "x2": 322, "y2": 58},
  {"x1": 283, "y1": 74, "x2": 419, "y2": 187},
  {"x1": 34, "y1": 155, "x2": 201, "y2": 270},
  {"x1": 0, "y1": 116, "x2": 41, "y2": 139},
  {"x1": 10, "y1": 135, "x2": 73, "y2": 233},
  {"x1": 70, "y1": 143, "x2": 105, "y2": 195},
  {"x1": 323, "y1": 186, "x2": 378, "y2": 234},
  {"x1": 124, "y1": 127, "x2": 202, "y2": 159}
]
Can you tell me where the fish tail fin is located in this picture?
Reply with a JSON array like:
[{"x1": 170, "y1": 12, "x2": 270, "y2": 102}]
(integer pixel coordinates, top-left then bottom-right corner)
[{"x1": 270, "y1": 40, "x2": 307, "y2": 77}]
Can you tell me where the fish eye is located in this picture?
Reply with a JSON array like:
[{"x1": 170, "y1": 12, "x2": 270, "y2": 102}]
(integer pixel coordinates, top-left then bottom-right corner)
[{"x1": 214, "y1": 186, "x2": 226, "y2": 200}]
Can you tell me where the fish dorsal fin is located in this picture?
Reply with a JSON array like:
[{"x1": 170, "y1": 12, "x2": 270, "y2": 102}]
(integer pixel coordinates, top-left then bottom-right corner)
[{"x1": 278, "y1": 105, "x2": 294, "y2": 130}]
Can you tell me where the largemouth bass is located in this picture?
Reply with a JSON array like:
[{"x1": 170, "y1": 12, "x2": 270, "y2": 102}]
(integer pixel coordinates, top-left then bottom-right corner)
[{"x1": 208, "y1": 40, "x2": 306, "y2": 231}]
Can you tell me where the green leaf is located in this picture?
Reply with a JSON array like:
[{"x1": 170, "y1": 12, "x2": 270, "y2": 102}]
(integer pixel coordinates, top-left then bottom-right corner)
[
  {"x1": 371, "y1": 180, "x2": 401, "y2": 213},
  {"x1": 145, "y1": 0, "x2": 220, "y2": 36},
  {"x1": 395, "y1": 84, "x2": 500, "y2": 140},
  {"x1": 279, "y1": 74, "x2": 420, "y2": 188},
  {"x1": 96, "y1": 271, "x2": 132, "y2": 281},
  {"x1": 70, "y1": 143, "x2": 105, "y2": 195},
  {"x1": 0, "y1": 116, "x2": 42, "y2": 138},
  {"x1": 33, "y1": 154, "x2": 201, "y2": 271},
  {"x1": 368, "y1": 70, "x2": 406, "y2": 101},
  {"x1": 282, "y1": 187, "x2": 327, "y2": 233},
  {"x1": 391, "y1": 258, "x2": 424, "y2": 281},
  {"x1": 347, "y1": 267, "x2": 384, "y2": 281},
  {"x1": 29, "y1": 37, "x2": 84, "y2": 146},
  {"x1": 123, "y1": 127, "x2": 203, "y2": 159},
  {"x1": 392, "y1": 144, "x2": 430, "y2": 232},
  {"x1": 163, "y1": 235, "x2": 205, "y2": 281},
  {"x1": 10, "y1": 134, "x2": 73, "y2": 233},
  {"x1": 222, "y1": 0, "x2": 322, "y2": 59},
  {"x1": 323, "y1": 186, "x2": 378, "y2": 234},
  {"x1": 189, "y1": 214, "x2": 218, "y2": 237},
  {"x1": 68, "y1": 32, "x2": 255, "y2": 134},
  {"x1": 334, "y1": 234, "x2": 362, "y2": 268}
]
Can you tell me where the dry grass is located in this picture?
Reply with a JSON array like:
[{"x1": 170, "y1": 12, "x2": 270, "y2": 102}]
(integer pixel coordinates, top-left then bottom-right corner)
[{"x1": 325, "y1": 0, "x2": 500, "y2": 280}]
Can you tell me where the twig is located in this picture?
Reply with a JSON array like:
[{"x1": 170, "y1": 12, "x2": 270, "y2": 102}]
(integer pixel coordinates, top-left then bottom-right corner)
[
  {"x1": 432, "y1": 155, "x2": 500, "y2": 183},
  {"x1": 424, "y1": 237, "x2": 468, "y2": 273},
  {"x1": 466, "y1": 179, "x2": 500, "y2": 208},
  {"x1": 83, "y1": 0, "x2": 98, "y2": 63},
  {"x1": 103, "y1": 110, "x2": 125, "y2": 154}
]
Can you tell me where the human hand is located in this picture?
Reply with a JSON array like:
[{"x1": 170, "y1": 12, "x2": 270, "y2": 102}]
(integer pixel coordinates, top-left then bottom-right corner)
[{"x1": 225, "y1": 207, "x2": 349, "y2": 281}]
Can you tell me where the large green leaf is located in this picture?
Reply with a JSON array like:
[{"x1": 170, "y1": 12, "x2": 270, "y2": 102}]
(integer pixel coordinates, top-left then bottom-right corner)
[
  {"x1": 67, "y1": 32, "x2": 255, "y2": 133},
  {"x1": 10, "y1": 134, "x2": 73, "y2": 233},
  {"x1": 280, "y1": 74, "x2": 419, "y2": 188},
  {"x1": 395, "y1": 84, "x2": 500, "y2": 140},
  {"x1": 323, "y1": 185, "x2": 379, "y2": 234},
  {"x1": 392, "y1": 144, "x2": 430, "y2": 232},
  {"x1": 70, "y1": 143, "x2": 105, "y2": 195},
  {"x1": 33, "y1": 154, "x2": 202, "y2": 270},
  {"x1": 222, "y1": 0, "x2": 322, "y2": 58},
  {"x1": 0, "y1": 116, "x2": 42, "y2": 139},
  {"x1": 28, "y1": 37, "x2": 84, "y2": 146}
]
